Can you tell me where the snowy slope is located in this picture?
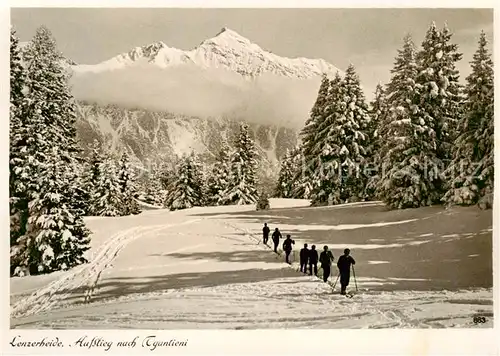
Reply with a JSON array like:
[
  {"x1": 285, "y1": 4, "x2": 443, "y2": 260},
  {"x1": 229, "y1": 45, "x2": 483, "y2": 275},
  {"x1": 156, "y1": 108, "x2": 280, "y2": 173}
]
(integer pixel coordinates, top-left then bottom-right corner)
[
  {"x1": 72, "y1": 28, "x2": 341, "y2": 79},
  {"x1": 10, "y1": 199, "x2": 493, "y2": 329}
]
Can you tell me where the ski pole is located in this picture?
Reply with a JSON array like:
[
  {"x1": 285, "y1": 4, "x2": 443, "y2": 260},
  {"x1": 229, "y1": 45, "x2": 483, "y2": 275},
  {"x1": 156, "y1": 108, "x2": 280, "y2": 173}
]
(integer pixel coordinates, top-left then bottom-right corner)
[
  {"x1": 352, "y1": 265, "x2": 358, "y2": 292},
  {"x1": 332, "y1": 273, "x2": 340, "y2": 289}
]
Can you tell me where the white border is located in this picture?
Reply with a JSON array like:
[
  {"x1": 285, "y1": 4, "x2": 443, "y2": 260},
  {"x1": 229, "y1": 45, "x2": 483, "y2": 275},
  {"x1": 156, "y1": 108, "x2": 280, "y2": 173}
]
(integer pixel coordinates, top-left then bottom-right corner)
[{"x1": 1, "y1": 1, "x2": 498, "y2": 355}]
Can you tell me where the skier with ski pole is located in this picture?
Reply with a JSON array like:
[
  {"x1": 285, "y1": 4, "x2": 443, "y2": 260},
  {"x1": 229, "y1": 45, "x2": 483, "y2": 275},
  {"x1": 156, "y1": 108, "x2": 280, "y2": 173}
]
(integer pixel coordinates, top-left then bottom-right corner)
[{"x1": 336, "y1": 248, "x2": 356, "y2": 295}]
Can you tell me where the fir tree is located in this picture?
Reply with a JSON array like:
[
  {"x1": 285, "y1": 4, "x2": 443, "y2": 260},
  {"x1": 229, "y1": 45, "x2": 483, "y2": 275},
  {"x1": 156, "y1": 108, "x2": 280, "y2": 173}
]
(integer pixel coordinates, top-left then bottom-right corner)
[
  {"x1": 22, "y1": 26, "x2": 82, "y2": 160},
  {"x1": 309, "y1": 72, "x2": 343, "y2": 205},
  {"x1": 221, "y1": 123, "x2": 259, "y2": 205},
  {"x1": 336, "y1": 64, "x2": 371, "y2": 202},
  {"x1": 299, "y1": 74, "x2": 331, "y2": 200},
  {"x1": 10, "y1": 26, "x2": 91, "y2": 275},
  {"x1": 93, "y1": 155, "x2": 123, "y2": 217},
  {"x1": 377, "y1": 34, "x2": 418, "y2": 165},
  {"x1": 277, "y1": 146, "x2": 311, "y2": 199},
  {"x1": 143, "y1": 163, "x2": 166, "y2": 206},
  {"x1": 377, "y1": 33, "x2": 442, "y2": 208},
  {"x1": 311, "y1": 66, "x2": 370, "y2": 205},
  {"x1": 10, "y1": 28, "x2": 25, "y2": 105},
  {"x1": 300, "y1": 74, "x2": 331, "y2": 173},
  {"x1": 276, "y1": 148, "x2": 296, "y2": 198},
  {"x1": 290, "y1": 147, "x2": 313, "y2": 199},
  {"x1": 156, "y1": 159, "x2": 179, "y2": 206},
  {"x1": 10, "y1": 28, "x2": 30, "y2": 274},
  {"x1": 443, "y1": 31, "x2": 494, "y2": 208},
  {"x1": 18, "y1": 147, "x2": 91, "y2": 275},
  {"x1": 364, "y1": 83, "x2": 387, "y2": 200},
  {"x1": 256, "y1": 191, "x2": 271, "y2": 210},
  {"x1": 117, "y1": 153, "x2": 141, "y2": 215},
  {"x1": 414, "y1": 23, "x2": 463, "y2": 191},
  {"x1": 86, "y1": 140, "x2": 105, "y2": 215},
  {"x1": 206, "y1": 139, "x2": 232, "y2": 205},
  {"x1": 71, "y1": 158, "x2": 92, "y2": 215},
  {"x1": 10, "y1": 28, "x2": 28, "y2": 251},
  {"x1": 166, "y1": 152, "x2": 204, "y2": 210}
]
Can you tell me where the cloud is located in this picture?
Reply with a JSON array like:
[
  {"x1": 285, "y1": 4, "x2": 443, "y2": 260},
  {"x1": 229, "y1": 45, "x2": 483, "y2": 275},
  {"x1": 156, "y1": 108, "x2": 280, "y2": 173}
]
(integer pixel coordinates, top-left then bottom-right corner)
[{"x1": 69, "y1": 63, "x2": 321, "y2": 129}]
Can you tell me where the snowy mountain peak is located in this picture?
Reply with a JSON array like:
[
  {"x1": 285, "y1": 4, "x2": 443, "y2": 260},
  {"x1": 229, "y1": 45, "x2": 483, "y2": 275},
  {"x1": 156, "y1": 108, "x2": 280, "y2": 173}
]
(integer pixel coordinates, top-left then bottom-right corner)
[
  {"x1": 72, "y1": 28, "x2": 341, "y2": 78},
  {"x1": 205, "y1": 27, "x2": 253, "y2": 46}
]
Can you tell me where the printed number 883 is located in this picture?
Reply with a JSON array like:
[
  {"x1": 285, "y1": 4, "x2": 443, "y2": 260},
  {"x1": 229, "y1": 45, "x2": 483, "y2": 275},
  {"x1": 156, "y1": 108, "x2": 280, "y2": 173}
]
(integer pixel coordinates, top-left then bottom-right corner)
[{"x1": 473, "y1": 316, "x2": 487, "y2": 324}]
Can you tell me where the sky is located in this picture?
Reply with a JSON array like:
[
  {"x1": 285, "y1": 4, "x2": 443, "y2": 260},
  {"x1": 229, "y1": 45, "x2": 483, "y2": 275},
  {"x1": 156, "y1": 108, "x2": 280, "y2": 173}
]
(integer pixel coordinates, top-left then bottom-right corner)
[{"x1": 9, "y1": 8, "x2": 494, "y2": 126}]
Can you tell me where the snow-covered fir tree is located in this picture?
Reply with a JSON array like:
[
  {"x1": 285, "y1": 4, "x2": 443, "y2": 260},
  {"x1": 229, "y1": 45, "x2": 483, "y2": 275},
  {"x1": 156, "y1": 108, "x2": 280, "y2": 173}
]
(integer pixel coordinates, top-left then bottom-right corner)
[
  {"x1": 276, "y1": 148, "x2": 297, "y2": 198},
  {"x1": 276, "y1": 146, "x2": 310, "y2": 199},
  {"x1": 86, "y1": 144, "x2": 140, "y2": 217},
  {"x1": 364, "y1": 83, "x2": 387, "y2": 200},
  {"x1": 206, "y1": 139, "x2": 232, "y2": 205},
  {"x1": 92, "y1": 155, "x2": 123, "y2": 216},
  {"x1": 297, "y1": 74, "x2": 331, "y2": 197},
  {"x1": 85, "y1": 140, "x2": 105, "y2": 215},
  {"x1": 336, "y1": 65, "x2": 371, "y2": 202},
  {"x1": 221, "y1": 123, "x2": 259, "y2": 205},
  {"x1": 311, "y1": 66, "x2": 370, "y2": 205},
  {"x1": 22, "y1": 26, "x2": 83, "y2": 160},
  {"x1": 443, "y1": 31, "x2": 494, "y2": 209},
  {"x1": 117, "y1": 153, "x2": 141, "y2": 215},
  {"x1": 308, "y1": 72, "x2": 343, "y2": 205},
  {"x1": 20, "y1": 147, "x2": 91, "y2": 274},
  {"x1": 289, "y1": 147, "x2": 312, "y2": 199},
  {"x1": 376, "y1": 34, "x2": 418, "y2": 165},
  {"x1": 10, "y1": 26, "x2": 91, "y2": 275},
  {"x1": 377, "y1": 33, "x2": 443, "y2": 209},
  {"x1": 299, "y1": 74, "x2": 331, "y2": 192},
  {"x1": 156, "y1": 159, "x2": 180, "y2": 206},
  {"x1": 143, "y1": 164, "x2": 167, "y2": 206},
  {"x1": 10, "y1": 28, "x2": 29, "y2": 256},
  {"x1": 71, "y1": 157, "x2": 92, "y2": 216},
  {"x1": 166, "y1": 152, "x2": 204, "y2": 210},
  {"x1": 256, "y1": 191, "x2": 271, "y2": 210},
  {"x1": 415, "y1": 23, "x2": 463, "y2": 191}
]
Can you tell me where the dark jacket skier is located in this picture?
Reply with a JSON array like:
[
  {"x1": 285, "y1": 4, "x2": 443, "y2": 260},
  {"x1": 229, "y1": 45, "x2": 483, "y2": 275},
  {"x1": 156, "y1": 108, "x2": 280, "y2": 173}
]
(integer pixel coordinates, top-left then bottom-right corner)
[
  {"x1": 282, "y1": 235, "x2": 295, "y2": 264},
  {"x1": 262, "y1": 223, "x2": 270, "y2": 245},
  {"x1": 337, "y1": 248, "x2": 356, "y2": 295},
  {"x1": 271, "y1": 228, "x2": 282, "y2": 253},
  {"x1": 308, "y1": 245, "x2": 318, "y2": 276},
  {"x1": 319, "y1": 246, "x2": 334, "y2": 283},
  {"x1": 299, "y1": 243, "x2": 309, "y2": 273}
]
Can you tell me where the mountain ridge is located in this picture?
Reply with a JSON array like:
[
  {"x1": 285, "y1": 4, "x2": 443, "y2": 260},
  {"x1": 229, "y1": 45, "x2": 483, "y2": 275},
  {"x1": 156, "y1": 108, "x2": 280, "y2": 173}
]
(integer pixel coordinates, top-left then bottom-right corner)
[
  {"x1": 71, "y1": 27, "x2": 341, "y2": 79},
  {"x1": 18, "y1": 27, "x2": 338, "y2": 181}
]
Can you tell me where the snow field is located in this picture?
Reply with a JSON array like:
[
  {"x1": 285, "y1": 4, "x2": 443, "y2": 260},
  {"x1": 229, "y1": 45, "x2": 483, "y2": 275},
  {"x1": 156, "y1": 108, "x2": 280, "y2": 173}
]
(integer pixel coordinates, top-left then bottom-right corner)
[{"x1": 10, "y1": 199, "x2": 493, "y2": 329}]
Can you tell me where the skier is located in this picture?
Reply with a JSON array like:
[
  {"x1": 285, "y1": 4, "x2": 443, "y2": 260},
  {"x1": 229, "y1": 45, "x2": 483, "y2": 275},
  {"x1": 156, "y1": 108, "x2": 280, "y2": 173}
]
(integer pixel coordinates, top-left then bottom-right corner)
[
  {"x1": 299, "y1": 243, "x2": 309, "y2": 273},
  {"x1": 271, "y1": 228, "x2": 282, "y2": 253},
  {"x1": 319, "y1": 245, "x2": 334, "y2": 283},
  {"x1": 308, "y1": 245, "x2": 318, "y2": 276},
  {"x1": 282, "y1": 235, "x2": 295, "y2": 264},
  {"x1": 262, "y1": 223, "x2": 270, "y2": 245},
  {"x1": 337, "y1": 248, "x2": 356, "y2": 295}
]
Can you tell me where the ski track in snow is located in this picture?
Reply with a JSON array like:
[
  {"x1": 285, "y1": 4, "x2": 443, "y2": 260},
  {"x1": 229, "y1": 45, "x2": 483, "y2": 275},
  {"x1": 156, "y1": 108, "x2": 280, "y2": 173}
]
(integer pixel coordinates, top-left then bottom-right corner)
[
  {"x1": 199, "y1": 219, "x2": 492, "y2": 329},
  {"x1": 10, "y1": 218, "x2": 202, "y2": 319},
  {"x1": 10, "y1": 201, "x2": 493, "y2": 329}
]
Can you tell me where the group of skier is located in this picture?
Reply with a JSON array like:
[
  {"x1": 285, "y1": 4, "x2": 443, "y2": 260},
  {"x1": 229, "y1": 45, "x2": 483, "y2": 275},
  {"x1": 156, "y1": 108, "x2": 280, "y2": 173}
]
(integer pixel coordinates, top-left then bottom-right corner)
[{"x1": 262, "y1": 223, "x2": 356, "y2": 295}]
